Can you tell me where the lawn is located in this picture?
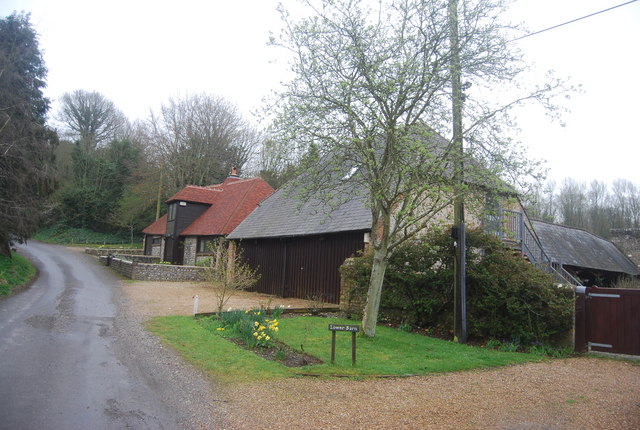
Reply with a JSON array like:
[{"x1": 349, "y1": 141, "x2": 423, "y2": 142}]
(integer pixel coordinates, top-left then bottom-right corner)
[
  {"x1": 147, "y1": 314, "x2": 543, "y2": 384},
  {"x1": 0, "y1": 253, "x2": 36, "y2": 296}
]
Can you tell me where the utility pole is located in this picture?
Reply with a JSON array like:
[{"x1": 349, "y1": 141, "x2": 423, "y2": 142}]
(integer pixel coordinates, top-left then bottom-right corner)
[{"x1": 449, "y1": 0, "x2": 467, "y2": 343}]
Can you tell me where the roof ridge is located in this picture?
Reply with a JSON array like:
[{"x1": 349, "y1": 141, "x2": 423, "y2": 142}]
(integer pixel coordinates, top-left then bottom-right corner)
[
  {"x1": 224, "y1": 177, "x2": 261, "y2": 186},
  {"x1": 534, "y1": 219, "x2": 611, "y2": 242}
]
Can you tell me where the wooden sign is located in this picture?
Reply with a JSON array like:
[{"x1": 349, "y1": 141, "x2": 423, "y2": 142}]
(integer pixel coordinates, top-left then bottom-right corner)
[
  {"x1": 329, "y1": 324, "x2": 360, "y2": 365},
  {"x1": 328, "y1": 324, "x2": 360, "y2": 332}
]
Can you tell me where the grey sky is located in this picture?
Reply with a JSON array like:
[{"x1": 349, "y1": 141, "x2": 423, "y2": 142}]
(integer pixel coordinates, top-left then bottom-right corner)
[{"x1": 2, "y1": 0, "x2": 638, "y2": 185}]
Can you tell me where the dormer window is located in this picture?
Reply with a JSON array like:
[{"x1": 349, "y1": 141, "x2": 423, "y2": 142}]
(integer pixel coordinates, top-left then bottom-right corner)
[{"x1": 342, "y1": 166, "x2": 358, "y2": 180}]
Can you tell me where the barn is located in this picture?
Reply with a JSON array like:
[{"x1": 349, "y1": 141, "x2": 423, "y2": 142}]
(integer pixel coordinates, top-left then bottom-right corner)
[{"x1": 227, "y1": 184, "x2": 371, "y2": 304}]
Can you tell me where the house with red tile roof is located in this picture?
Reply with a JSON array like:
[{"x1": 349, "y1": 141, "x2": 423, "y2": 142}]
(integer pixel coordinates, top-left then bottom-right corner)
[{"x1": 141, "y1": 171, "x2": 274, "y2": 265}]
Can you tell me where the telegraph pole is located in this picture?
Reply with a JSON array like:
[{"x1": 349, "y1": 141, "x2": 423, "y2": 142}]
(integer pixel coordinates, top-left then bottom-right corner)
[{"x1": 449, "y1": 0, "x2": 467, "y2": 343}]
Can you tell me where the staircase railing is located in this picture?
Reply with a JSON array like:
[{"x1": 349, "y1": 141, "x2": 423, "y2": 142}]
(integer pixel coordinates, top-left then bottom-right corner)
[{"x1": 486, "y1": 210, "x2": 581, "y2": 286}]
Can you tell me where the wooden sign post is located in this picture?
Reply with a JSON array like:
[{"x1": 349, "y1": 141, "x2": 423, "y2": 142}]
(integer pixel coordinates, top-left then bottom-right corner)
[{"x1": 328, "y1": 324, "x2": 359, "y2": 366}]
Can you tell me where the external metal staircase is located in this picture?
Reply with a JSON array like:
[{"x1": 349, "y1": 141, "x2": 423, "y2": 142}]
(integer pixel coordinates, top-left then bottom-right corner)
[{"x1": 486, "y1": 209, "x2": 581, "y2": 286}]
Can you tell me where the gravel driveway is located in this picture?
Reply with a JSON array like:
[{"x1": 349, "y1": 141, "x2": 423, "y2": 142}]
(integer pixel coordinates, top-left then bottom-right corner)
[{"x1": 119, "y1": 279, "x2": 640, "y2": 430}]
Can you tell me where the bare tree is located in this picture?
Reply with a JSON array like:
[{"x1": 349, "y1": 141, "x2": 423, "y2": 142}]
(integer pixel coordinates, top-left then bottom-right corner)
[
  {"x1": 205, "y1": 239, "x2": 260, "y2": 317},
  {"x1": 269, "y1": 0, "x2": 571, "y2": 336},
  {"x1": 148, "y1": 93, "x2": 259, "y2": 190},
  {"x1": 56, "y1": 90, "x2": 128, "y2": 150},
  {"x1": 557, "y1": 178, "x2": 587, "y2": 228},
  {"x1": 587, "y1": 179, "x2": 609, "y2": 236}
]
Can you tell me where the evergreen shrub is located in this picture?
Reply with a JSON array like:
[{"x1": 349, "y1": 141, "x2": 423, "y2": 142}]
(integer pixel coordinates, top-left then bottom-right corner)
[{"x1": 340, "y1": 227, "x2": 573, "y2": 344}]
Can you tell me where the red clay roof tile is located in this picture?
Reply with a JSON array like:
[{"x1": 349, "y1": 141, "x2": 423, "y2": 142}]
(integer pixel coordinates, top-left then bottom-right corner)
[{"x1": 141, "y1": 213, "x2": 167, "y2": 235}]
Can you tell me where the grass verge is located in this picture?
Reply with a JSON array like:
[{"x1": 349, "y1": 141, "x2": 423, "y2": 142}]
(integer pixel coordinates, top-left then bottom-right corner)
[
  {"x1": 0, "y1": 253, "x2": 36, "y2": 296},
  {"x1": 148, "y1": 315, "x2": 543, "y2": 383}
]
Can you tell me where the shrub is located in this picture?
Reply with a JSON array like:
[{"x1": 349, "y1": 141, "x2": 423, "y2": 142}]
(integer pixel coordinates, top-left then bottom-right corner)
[
  {"x1": 195, "y1": 256, "x2": 213, "y2": 267},
  {"x1": 340, "y1": 227, "x2": 574, "y2": 344}
]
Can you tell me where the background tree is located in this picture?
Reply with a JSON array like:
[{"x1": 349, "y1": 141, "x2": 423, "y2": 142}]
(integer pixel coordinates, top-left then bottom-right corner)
[
  {"x1": 268, "y1": 0, "x2": 569, "y2": 336},
  {"x1": 587, "y1": 179, "x2": 609, "y2": 237},
  {"x1": 58, "y1": 139, "x2": 142, "y2": 231},
  {"x1": 249, "y1": 138, "x2": 301, "y2": 189},
  {"x1": 523, "y1": 180, "x2": 556, "y2": 223},
  {"x1": 0, "y1": 12, "x2": 58, "y2": 257},
  {"x1": 557, "y1": 178, "x2": 587, "y2": 229},
  {"x1": 148, "y1": 93, "x2": 259, "y2": 191},
  {"x1": 56, "y1": 90, "x2": 129, "y2": 151},
  {"x1": 525, "y1": 177, "x2": 640, "y2": 238}
]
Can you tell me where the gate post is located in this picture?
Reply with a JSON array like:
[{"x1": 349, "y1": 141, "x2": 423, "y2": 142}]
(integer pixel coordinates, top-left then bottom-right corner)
[{"x1": 574, "y1": 286, "x2": 587, "y2": 352}]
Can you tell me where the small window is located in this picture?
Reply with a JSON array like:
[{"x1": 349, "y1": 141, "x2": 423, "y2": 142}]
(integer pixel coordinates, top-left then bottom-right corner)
[
  {"x1": 197, "y1": 237, "x2": 217, "y2": 254},
  {"x1": 167, "y1": 203, "x2": 177, "y2": 221},
  {"x1": 342, "y1": 166, "x2": 359, "y2": 180},
  {"x1": 152, "y1": 236, "x2": 161, "y2": 245}
]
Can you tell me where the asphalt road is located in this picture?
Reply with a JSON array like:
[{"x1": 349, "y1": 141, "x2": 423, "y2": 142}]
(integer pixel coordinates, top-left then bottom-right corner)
[{"x1": 0, "y1": 242, "x2": 220, "y2": 430}]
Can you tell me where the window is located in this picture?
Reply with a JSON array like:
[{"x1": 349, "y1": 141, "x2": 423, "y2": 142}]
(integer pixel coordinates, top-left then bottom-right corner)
[
  {"x1": 152, "y1": 236, "x2": 161, "y2": 245},
  {"x1": 342, "y1": 166, "x2": 359, "y2": 180},
  {"x1": 167, "y1": 203, "x2": 177, "y2": 221},
  {"x1": 197, "y1": 237, "x2": 217, "y2": 254}
]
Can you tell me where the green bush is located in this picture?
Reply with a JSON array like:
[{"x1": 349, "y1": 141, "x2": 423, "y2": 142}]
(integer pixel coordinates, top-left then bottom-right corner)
[
  {"x1": 340, "y1": 227, "x2": 573, "y2": 344},
  {"x1": 35, "y1": 222, "x2": 134, "y2": 245},
  {"x1": 195, "y1": 256, "x2": 213, "y2": 267}
]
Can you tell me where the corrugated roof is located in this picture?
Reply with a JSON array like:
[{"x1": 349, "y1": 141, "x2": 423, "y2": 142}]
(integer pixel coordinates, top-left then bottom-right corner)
[
  {"x1": 532, "y1": 220, "x2": 640, "y2": 276},
  {"x1": 228, "y1": 182, "x2": 372, "y2": 239}
]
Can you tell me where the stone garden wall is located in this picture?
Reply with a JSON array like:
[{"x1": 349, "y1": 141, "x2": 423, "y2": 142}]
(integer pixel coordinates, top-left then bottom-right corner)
[
  {"x1": 610, "y1": 229, "x2": 640, "y2": 267},
  {"x1": 85, "y1": 248, "x2": 143, "y2": 257},
  {"x1": 98, "y1": 254, "x2": 208, "y2": 282}
]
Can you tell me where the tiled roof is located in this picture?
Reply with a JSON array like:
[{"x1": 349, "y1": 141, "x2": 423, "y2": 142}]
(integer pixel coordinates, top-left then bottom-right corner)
[
  {"x1": 141, "y1": 177, "x2": 274, "y2": 237},
  {"x1": 532, "y1": 220, "x2": 640, "y2": 276},
  {"x1": 228, "y1": 182, "x2": 372, "y2": 239},
  {"x1": 142, "y1": 214, "x2": 167, "y2": 235},
  {"x1": 166, "y1": 185, "x2": 222, "y2": 205},
  {"x1": 180, "y1": 178, "x2": 274, "y2": 236}
]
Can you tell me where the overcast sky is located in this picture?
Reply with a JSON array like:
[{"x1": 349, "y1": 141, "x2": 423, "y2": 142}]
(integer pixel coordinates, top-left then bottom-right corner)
[{"x1": 2, "y1": 0, "x2": 639, "y2": 186}]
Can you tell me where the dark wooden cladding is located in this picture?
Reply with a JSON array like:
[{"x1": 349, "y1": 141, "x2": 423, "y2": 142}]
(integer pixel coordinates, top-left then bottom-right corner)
[
  {"x1": 236, "y1": 231, "x2": 366, "y2": 304},
  {"x1": 175, "y1": 202, "x2": 209, "y2": 235}
]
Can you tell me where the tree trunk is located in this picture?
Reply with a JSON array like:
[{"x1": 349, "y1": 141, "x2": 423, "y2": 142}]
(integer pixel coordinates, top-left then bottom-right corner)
[
  {"x1": 1, "y1": 240, "x2": 12, "y2": 259},
  {"x1": 361, "y1": 244, "x2": 389, "y2": 337}
]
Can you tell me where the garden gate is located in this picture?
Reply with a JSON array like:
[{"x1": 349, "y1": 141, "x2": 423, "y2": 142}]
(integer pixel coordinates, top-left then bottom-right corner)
[{"x1": 575, "y1": 286, "x2": 640, "y2": 356}]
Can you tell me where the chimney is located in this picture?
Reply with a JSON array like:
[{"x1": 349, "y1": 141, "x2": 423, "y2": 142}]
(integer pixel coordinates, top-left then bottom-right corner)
[{"x1": 230, "y1": 166, "x2": 238, "y2": 177}]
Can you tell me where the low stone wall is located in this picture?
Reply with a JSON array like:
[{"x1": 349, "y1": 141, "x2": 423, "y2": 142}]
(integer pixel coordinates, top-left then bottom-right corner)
[
  {"x1": 100, "y1": 255, "x2": 208, "y2": 281},
  {"x1": 113, "y1": 254, "x2": 161, "y2": 264},
  {"x1": 85, "y1": 248, "x2": 143, "y2": 257},
  {"x1": 132, "y1": 263, "x2": 208, "y2": 282}
]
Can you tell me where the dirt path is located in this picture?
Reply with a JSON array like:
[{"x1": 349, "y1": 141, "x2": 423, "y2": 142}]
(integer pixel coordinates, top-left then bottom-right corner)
[{"x1": 120, "y1": 279, "x2": 640, "y2": 430}]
